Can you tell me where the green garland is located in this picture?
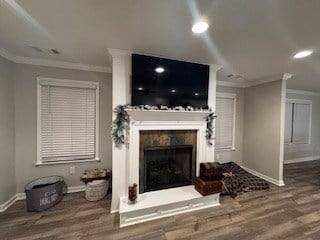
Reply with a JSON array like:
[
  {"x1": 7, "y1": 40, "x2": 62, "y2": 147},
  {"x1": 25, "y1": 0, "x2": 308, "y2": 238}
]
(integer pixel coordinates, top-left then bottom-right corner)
[
  {"x1": 112, "y1": 105, "x2": 130, "y2": 146},
  {"x1": 112, "y1": 105, "x2": 216, "y2": 147},
  {"x1": 205, "y1": 112, "x2": 216, "y2": 146}
]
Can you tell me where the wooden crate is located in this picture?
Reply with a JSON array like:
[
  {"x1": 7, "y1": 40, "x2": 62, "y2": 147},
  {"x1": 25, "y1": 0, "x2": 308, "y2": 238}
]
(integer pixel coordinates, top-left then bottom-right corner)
[
  {"x1": 194, "y1": 177, "x2": 222, "y2": 196},
  {"x1": 199, "y1": 162, "x2": 222, "y2": 181}
]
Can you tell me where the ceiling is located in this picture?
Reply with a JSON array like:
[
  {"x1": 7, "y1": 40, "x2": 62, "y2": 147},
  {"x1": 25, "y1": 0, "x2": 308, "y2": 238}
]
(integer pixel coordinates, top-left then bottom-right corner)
[{"x1": 0, "y1": 0, "x2": 319, "y2": 91}]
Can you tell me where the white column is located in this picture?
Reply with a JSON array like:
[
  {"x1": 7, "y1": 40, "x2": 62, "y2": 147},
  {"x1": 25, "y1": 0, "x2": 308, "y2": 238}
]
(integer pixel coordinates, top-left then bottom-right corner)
[
  {"x1": 108, "y1": 48, "x2": 131, "y2": 213},
  {"x1": 279, "y1": 73, "x2": 293, "y2": 185},
  {"x1": 206, "y1": 64, "x2": 222, "y2": 162}
]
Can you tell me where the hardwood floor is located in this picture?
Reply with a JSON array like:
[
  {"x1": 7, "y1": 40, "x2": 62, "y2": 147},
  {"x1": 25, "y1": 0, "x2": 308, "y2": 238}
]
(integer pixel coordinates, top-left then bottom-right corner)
[{"x1": 1, "y1": 161, "x2": 320, "y2": 240}]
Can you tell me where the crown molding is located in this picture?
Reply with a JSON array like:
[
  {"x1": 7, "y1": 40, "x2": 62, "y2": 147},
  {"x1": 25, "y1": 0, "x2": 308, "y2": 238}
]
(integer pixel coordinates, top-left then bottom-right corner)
[
  {"x1": 217, "y1": 73, "x2": 294, "y2": 89},
  {"x1": 0, "y1": 48, "x2": 17, "y2": 62},
  {"x1": 209, "y1": 64, "x2": 223, "y2": 72},
  {"x1": 0, "y1": 48, "x2": 111, "y2": 73},
  {"x1": 217, "y1": 80, "x2": 246, "y2": 88},
  {"x1": 244, "y1": 73, "x2": 293, "y2": 88},
  {"x1": 17, "y1": 56, "x2": 111, "y2": 73},
  {"x1": 287, "y1": 89, "x2": 320, "y2": 96},
  {"x1": 107, "y1": 48, "x2": 132, "y2": 58},
  {"x1": 282, "y1": 73, "x2": 294, "y2": 81}
]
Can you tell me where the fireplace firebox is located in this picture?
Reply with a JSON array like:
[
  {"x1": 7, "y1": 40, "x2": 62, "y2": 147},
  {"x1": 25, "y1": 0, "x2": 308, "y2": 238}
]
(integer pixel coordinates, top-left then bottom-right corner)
[{"x1": 142, "y1": 145, "x2": 193, "y2": 193}]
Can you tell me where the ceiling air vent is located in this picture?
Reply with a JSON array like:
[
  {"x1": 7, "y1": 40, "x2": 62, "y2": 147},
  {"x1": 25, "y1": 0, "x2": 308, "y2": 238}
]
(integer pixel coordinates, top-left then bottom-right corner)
[
  {"x1": 29, "y1": 46, "x2": 60, "y2": 55},
  {"x1": 51, "y1": 49, "x2": 60, "y2": 55},
  {"x1": 226, "y1": 74, "x2": 242, "y2": 80}
]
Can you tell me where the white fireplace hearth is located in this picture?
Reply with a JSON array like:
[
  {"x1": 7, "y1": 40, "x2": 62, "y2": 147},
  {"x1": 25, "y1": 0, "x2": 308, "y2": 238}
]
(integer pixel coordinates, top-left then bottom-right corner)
[
  {"x1": 120, "y1": 185, "x2": 219, "y2": 227},
  {"x1": 118, "y1": 110, "x2": 220, "y2": 227}
]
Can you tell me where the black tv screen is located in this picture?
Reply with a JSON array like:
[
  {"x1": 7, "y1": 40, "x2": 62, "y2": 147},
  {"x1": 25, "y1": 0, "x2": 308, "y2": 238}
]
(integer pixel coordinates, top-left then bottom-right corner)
[{"x1": 131, "y1": 54, "x2": 209, "y2": 108}]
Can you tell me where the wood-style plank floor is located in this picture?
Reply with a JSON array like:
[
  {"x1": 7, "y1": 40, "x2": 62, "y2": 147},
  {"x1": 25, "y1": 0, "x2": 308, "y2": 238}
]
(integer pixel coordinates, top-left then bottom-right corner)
[{"x1": 1, "y1": 161, "x2": 320, "y2": 240}]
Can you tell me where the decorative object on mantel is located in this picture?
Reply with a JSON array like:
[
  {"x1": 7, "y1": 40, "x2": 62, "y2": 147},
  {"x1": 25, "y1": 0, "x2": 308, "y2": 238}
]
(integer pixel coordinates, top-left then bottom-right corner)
[
  {"x1": 111, "y1": 104, "x2": 216, "y2": 147},
  {"x1": 128, "y1": 183, "x2": 137, "y2": 204}
]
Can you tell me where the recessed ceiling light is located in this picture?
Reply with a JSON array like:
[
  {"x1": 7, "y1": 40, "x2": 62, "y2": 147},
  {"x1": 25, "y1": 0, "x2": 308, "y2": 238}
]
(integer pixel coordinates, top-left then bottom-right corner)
[
  {"x1": 192, "y1": 21, "x2": 209, "y2": 34},
  {"x1": 137, "y1": 87, "x2": 143, "y2": 91},
  {"x1": 155, "y1": 67, "x2": 165, "y2": 73},
  {"x1": 171, "y1": 89, "x2": 176, "y2": 93},
  {"x1": 293, "y1": 50, "x2": 313, "y2": 59},
  {"x1": 194, "y1": 92, "x2": 199, "y2": 96}
]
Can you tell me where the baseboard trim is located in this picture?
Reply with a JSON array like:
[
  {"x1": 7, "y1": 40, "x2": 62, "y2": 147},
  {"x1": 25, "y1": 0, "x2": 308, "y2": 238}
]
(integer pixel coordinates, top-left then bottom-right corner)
[
  {"x1": 0, "y1": 195, "x2": 17, "y2": 212},
  {"x1": 241, "y1": 166, "x2": 285, "y2": 186},
  {"x1": 16, "y1": 193, "x2": 26, "y2": 200},
  {"x1": 284, "y1": 156, "x2": 320, "y2": 164},
  {"x1": 67, "y1": 185, "x2": 86, "y2": 193},
  {"x1": 0, "y1": 185, "x2": 86, "y2": 212}
]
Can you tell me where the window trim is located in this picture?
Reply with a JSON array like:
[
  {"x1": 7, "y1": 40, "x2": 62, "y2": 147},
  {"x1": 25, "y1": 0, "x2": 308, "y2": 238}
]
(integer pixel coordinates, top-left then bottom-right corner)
[
  {"x1": 215, "y1": 92, "x2": 237, "y2": 151},
  {"x1": 285, "y1": 98, "x2": 312, "y2": 145},
  {"x1": 36, "y1": 77, "x2": 100, "y2": 165}
]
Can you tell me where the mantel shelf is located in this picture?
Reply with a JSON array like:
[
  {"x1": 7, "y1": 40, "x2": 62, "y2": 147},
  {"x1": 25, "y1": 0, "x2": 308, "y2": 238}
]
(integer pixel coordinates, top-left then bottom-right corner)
[{"x1": 126, "y1": 109, "x2": 211, "y2": 122}]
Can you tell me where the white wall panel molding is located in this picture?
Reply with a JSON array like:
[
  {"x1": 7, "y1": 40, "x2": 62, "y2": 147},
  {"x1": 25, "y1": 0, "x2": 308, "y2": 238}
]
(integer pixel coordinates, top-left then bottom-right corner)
[{"x1": 0, "y1": 48, "x2": 111, "y2": 73}]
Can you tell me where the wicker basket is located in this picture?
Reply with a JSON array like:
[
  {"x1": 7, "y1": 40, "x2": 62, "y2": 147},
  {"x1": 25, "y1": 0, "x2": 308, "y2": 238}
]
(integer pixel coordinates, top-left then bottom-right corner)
[{"x1": 85, "y1": 180, "x2": 109, "y2": 201}]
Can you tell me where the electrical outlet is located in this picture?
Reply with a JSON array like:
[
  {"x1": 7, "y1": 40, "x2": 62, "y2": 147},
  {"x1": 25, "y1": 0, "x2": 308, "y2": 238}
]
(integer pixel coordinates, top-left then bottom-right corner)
[
  {"x1": 216, "y1": 153, "x2": 220, "y2": 160},
  {"x1": 70, "y1": 166, "x2": 75, "y2": 174}
]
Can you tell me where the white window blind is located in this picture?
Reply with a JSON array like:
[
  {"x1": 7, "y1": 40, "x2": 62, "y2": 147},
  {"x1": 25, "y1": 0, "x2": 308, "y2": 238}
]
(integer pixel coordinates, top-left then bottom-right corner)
[
  {"x1": 38, "y1": 78, "x2": 99, "y2": 163},
  {"x1": 284, "y1": 102, "x2": 293, "y2": 143},
  {"x1": 293, "y1": 103, "x2": 311, "y2": 144},
  {"x1": 285, "y1": 99, "x2": 311, "y2": 144},
  {"x1": 215, "y1": 94, "x2": 236, "y2": 150}
]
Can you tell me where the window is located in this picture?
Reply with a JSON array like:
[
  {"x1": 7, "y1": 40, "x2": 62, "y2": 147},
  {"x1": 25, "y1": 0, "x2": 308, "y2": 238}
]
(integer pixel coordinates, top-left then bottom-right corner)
[
  {"x1": 285, "y1": 99, "x2": 312, "y2": 144},
  {"x1": 215, "y1": 93, "x2": 236, "y2": 150},
  {"x1": 37, "y1": 77, "x2": 99, "y2": 164}
]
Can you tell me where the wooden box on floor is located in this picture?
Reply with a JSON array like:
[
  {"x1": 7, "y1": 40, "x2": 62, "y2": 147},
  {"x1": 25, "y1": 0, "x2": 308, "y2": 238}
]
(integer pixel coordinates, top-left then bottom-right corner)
[
  {"x1": 199, "y1": 162, "x2": 222, "y2": 181},
  {"x1": 193, "y1": 177, "x2": 222, "y2": 196}
]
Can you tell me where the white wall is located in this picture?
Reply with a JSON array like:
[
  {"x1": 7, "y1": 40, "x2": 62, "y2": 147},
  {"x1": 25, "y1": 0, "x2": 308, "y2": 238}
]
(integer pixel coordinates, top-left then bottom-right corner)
[
  {"x1": 243, "y1": 80, "x2": 285, "y2": 184},
  {"x1": 284, "y1": 93, "x2": 320, "y2": 161},
  {"x1": 216, "y1": 86, "x2": 244, "y2": 165},
  {"x1": 0, "y1": 56, "x2": 16, "y2": 205},
  {"x1": 13, "y1": 63, "x2": 112, "y2": 193}
]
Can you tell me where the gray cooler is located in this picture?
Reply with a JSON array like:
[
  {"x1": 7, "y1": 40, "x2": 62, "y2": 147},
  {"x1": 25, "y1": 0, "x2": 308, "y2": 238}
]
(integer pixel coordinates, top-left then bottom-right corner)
[{"x1": 25, "y1": 176, "x2": 65, "y2": 212}]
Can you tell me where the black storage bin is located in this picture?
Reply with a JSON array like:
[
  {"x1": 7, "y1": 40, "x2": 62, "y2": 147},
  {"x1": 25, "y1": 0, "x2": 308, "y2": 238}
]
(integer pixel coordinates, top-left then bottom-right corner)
[{"x1": 25, "y1": 176, "x2": 65, "y2": 212}]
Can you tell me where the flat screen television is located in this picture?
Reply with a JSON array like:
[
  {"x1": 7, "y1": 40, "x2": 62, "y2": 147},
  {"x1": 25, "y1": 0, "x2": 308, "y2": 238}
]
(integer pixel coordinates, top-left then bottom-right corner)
[{"x1": 131, "y1": 54, "x2": 209, "y2": 108}]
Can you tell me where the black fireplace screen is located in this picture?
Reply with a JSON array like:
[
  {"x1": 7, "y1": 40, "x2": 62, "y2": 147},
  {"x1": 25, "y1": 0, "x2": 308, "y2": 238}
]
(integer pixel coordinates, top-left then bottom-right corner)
[{"x1": 142, "y1": 145, "x2": 193, "y2": 192}]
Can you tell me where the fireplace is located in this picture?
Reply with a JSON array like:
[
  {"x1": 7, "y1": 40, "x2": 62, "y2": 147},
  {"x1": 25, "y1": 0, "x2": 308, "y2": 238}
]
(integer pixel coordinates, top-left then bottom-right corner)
[
  {"x1": 117, "y1": 110, "x2": 219, "y2": 227},
  {"x1": 139, "y1": 130, "x2": 197, "y2": 193},
  {"x1": 142, "y1": 145, "x2": 193, "y2": 192}
]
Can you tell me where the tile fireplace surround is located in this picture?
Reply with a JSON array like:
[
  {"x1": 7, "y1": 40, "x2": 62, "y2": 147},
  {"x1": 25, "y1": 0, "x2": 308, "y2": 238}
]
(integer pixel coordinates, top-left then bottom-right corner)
[{"x1": 118, "y1": 110, "x2": 220, "y2": 227}]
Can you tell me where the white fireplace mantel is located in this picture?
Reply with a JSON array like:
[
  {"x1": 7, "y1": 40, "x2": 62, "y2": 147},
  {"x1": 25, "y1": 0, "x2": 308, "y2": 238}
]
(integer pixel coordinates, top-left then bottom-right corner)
[
  {"x1": 119, "y1": 110, "x2": 218, "y2": 227},
  {"x1": 127, "y1": 110, "x2": 211, "y2": 190},
  {"x1": 126, "y1": 109, "x2": 211, "y2": 122}
]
